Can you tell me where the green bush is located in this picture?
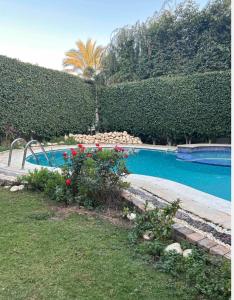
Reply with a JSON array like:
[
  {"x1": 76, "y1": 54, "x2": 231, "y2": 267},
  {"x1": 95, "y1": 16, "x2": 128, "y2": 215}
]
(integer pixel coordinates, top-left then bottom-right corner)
[
  {"x1": 61, "y1": 145, "x2": 130, "y2": 207},
  {"x1": 21, "y1": 145, "x2": 130, "y2": 207},
  {"x1": 129, "y1": 200, "x2": 180, "y2": 243},
  {"x1": 99, "y1": 71, "x2": 231, "y2": 143},
  {"x1": 21, "y1": 168, "x2": 65, "y2": 200},
  {"x1": 158, "y1": 249, "x2": 231, "y2": 299},
  {"x1": 0, "y1": 55, "x2": 95, "y2": 140}
]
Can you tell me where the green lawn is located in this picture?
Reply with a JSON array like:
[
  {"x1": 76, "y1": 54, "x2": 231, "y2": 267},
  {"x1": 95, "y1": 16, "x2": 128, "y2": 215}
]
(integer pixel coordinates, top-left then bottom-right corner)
[{"x1": 0, "y1": 189, "x2": 191, "y2": 300}]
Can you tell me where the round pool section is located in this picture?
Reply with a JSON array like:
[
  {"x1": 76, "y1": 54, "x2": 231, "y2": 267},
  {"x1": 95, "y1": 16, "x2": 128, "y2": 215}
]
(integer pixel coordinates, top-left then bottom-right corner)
[
  {"x1": 177, "y1": 145, "x2": 231, "y2": 166},
  {"x1": 26, "y1": 148, "x2": 231, "y2": 201}
]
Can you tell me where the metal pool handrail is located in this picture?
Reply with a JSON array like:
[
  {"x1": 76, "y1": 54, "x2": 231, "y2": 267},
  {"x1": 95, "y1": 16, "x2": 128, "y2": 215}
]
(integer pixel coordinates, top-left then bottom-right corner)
[
  {"x1": 8, "y1": 138, "x2": 27, "y2": 166},
  {"x1": 21, "y1": 140, "x2": 52, "y2": 169}
]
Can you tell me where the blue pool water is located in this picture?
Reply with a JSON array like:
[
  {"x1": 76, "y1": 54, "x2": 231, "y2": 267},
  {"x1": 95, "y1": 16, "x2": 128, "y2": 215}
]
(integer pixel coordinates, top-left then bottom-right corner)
[
  {"x1": 27, "y1": 148, "x2": 231, "y2": 201},
  {"x1": 177, "y1": 149, "x2": 231, "y2": 166}
]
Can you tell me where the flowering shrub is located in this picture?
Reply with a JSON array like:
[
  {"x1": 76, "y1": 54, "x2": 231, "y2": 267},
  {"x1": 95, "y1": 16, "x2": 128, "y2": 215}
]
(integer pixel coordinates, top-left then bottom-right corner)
[
  {"x1": 21, "y1": 144, "x2": 130, "y2": 207},
  {"x1": 58, "y1": 144, "x2": 130, "y2": 207}
]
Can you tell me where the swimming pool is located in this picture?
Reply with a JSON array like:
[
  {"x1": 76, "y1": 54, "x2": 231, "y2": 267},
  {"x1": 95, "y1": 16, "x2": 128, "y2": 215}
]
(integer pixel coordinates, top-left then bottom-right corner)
[
  {"x1": 177, "y1": 146, "x2": 231, "y2": 166},
  {"x1": 26, "y1": 148, "x2": 231, "y2": 201}
]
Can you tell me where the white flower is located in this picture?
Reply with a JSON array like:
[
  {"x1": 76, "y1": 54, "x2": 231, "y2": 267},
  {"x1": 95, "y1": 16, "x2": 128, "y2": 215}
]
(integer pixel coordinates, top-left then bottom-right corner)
[{"x1": 127, "y1": 213, "x2": 136, "y2": 221}]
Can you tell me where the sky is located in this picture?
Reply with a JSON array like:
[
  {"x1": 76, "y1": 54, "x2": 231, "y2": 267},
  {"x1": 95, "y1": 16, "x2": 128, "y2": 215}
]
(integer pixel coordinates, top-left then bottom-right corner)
[{"x1": 0, "y1": 0, "x2": 208, "y2": 71}]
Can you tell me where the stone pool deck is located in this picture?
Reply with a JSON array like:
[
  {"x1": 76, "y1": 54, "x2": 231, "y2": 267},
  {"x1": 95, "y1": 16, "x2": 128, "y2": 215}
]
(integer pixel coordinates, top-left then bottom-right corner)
[{"x1": 0, "y1": 143, "x2": 231, "y2": 258}]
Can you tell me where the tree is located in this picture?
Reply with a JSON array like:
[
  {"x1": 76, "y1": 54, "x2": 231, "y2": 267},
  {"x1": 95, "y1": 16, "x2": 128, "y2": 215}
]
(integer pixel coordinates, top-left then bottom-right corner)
[
  {"x1": 101, "y1": 0, "x2": 230, "y2": 84},
  {"x1": 63, "y1": 39, "x2": 104, "y2": 79}
]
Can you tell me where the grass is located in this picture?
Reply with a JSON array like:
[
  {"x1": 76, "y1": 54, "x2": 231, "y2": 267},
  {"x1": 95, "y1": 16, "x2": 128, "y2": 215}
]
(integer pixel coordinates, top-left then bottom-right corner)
[
  {"x1": 0, "y1": 189, "x2": 192, "y2": 300},
  {"x1": 0, "y1": 145, "x2": 9, "y2": 152}
]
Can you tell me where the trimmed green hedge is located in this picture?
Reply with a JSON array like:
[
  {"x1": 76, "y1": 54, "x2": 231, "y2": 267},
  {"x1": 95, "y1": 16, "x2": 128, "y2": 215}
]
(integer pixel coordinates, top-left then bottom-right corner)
[
  {"x1": 0, "y1": 55, "x2": 95, "y2": 139},
  {"x1": 99, "y1": 71, "x2": 231, "y2": 143}
]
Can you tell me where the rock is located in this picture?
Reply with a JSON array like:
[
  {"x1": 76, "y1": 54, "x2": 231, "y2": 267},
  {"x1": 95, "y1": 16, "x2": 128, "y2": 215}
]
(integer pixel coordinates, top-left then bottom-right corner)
[
  {"x1": 165, "y1": 243, "x2": 183, "y2": 255},
  {"x1": 145, "y1": 202, "x2": 155, "y2": 211},
  {"x1": 183, "y1": 249, "x2": 193, "y2": 258},
  {"x1": 10, "y1": 185, "x2": 24, "y2": 192},
  {"x1": 143, "y1": 231, "x2": 154, "y2": 241},
  {"x1": 65, "y1": 132, "x2": 142, "y2": 145},
  {"x1": 126, "y1": 213, "x2": 136, "y2": 221}
]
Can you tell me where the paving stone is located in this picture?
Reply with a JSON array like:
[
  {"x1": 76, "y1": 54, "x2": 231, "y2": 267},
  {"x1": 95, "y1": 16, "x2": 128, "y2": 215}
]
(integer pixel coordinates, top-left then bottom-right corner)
[
  {"x1": 172, "y1": 225, "x2": 194, "y2": 242},
  {"x1": 209, "y1": 244, "x2": 230, "y2": 256},
  {"x1": 224, "y1": 252, "x2": 231, "y2": 260},
  {"x1": 174, "y1": 226, "x2": 194, "y2": 238},
  {"x1": 197, "y1": 238, "x2": 217, "y2": 251},
  {"x1": 186, "y1": 232, "x2": 205, "y2": 245},
  {"x1": 172, "y1": 223, "x2": 184, "y2": 230}
]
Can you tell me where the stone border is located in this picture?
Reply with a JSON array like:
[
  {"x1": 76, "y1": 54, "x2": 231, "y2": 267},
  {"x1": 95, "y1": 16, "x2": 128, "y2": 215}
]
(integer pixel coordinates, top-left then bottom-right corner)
[{"x1": 121, "y1": 189, "x2": 231, "y2": 260}]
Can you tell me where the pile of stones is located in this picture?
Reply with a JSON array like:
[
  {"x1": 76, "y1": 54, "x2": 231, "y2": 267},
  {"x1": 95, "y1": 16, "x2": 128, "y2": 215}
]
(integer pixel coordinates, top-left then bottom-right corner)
[{"x1": 65, "y1": 131, "x2": 142, "y2": 145}]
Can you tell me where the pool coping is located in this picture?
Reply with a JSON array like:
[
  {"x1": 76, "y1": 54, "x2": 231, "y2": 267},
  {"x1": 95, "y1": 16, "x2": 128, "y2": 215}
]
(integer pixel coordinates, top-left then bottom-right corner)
[{"x1": 0, "y1": 143, "x2": 231, "y2": 231}]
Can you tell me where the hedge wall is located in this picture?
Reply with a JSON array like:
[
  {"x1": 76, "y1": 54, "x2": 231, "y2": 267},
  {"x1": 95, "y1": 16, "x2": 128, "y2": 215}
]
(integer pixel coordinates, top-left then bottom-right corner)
[
  {"x1": 0, "y1": 55, "x2": 95, "y2": 139},
  {"x1": 99, "y1": 71, "x2": 231, "y2": 143}
]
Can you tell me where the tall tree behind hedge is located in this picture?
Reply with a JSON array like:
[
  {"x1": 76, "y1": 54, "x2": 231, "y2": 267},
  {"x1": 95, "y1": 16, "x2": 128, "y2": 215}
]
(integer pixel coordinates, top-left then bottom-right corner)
[{"x1": 101, "y1": 0, "x2": 230, "y2": 84}]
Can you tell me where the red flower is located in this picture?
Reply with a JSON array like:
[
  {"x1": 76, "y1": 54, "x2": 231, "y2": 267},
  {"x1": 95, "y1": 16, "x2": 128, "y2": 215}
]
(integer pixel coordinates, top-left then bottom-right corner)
[
  {"x1": 98, "y1": 146, "x2": 102, "y2": 151},
  {"x1": 86, "y1": 153, "x2": 92, "y2": 158},
  {"x1": 66, "y1": 179, "x2": 71, "y2": 186},
  {"x1": 70, "y1": 148, "x2": 77, "y2": 156},
  {"x1": 63, "y1": 152, "x2": 68, "y2": 159},
  {"x1": 95, "y1": 143, "x2": 100, "y2": 147},
  {"x1": 78, "y1": 144, "x2": 83, "y2": 149}
]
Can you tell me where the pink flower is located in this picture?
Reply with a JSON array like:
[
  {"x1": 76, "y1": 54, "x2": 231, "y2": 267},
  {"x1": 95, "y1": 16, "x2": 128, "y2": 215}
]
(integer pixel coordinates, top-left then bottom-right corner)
[
  {"x1": 63, "y1": 152, "x2": 68, "y2": 159},
  {"x1": 78, "y1": 144, "x2": 83, "y2": 149},
  {"x1": 114, "y1": 145, "x2": 124, "y2": 152},
  {"x1": 124, "y1": 154, "x2": 128, "y2": 158},
  {"x1": 86, "y1": 153, "x2": 92, "y2": 158},
  {"x1": 95, "y1": 143, "x2": 100, "y2": 147},
  {"x1": 80, "y1": 147, "x2": 85, "y2": 153},
  {"x1": 98, "y1": 146, "x2": 102, "y2": 151}
]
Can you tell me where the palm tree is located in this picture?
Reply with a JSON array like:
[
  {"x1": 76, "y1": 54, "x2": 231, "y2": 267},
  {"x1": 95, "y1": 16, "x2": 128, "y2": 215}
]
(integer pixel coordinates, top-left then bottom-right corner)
[{"x1": 63, "y1": 39, "x2": 104, "y2": 79}]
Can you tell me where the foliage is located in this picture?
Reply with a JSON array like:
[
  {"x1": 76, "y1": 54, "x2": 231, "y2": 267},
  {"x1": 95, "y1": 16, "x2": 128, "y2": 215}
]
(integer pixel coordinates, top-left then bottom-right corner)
[
  {"x1": 128, "y1": 201, "x2": 231, "y2": 299},
  {"x1": 63, "y1": 136, "x2": 78, "y2": 145},
  {"x1": 60, "y1": 144, "x2": 130, "y2": 207},
  {"x1": 99, "y1": 71, "x2": 231, "y2": 143},
  {"x1": 63, "y1": 39, "x2": 105, "y2": 79},
  {"x1": 129, "y1": 200, "x2": 180, "y2": 243},
  {"x1": 158, "y1": 249, "x2": 231, "y2": 299},
  {"x1": 21, "y1": 168, "x2": 65, "y2": 200},
  {"x1": 0, "y1": 55, "x2": 95, "y2": 140},
  {"x1": 101, "y1": 0, "x2": 230, "y2": 84},
  {"x1": 21, "y1": 145, "x2": 130, "y2": 207}
]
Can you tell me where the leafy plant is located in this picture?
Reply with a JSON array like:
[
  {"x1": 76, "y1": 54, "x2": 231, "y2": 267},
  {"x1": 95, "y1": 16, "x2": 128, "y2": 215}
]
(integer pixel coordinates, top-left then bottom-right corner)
[
  {"x1": 21, "y1": 168, "x2": 65, "y2": 200},
  {"x1": 63, "y1": 39, "x2": 104, "y2": 79},
  {"x1": 129, "y1": 200, "x2": 180, "y2": 243},
  {"x1": 21, "y1": 145, "x2": 130, "y2": 207},
  {"x1": 64, "y1": 136, "x2": 77, "y2": 145},
  {"x1": 101, "y1": 0, "x2": 230, "y2": 84},
  {"x1": 157, "y1": 249, "x2": 231, "y2": 299},
  {"x1": 61, "y1": 144, "x2": 130, "y2": 207}
]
